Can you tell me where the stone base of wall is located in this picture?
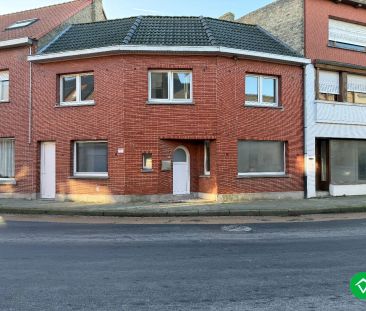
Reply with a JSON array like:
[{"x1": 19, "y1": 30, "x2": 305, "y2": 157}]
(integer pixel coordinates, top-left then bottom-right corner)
[
  {"x1": 0, "y1": 193, "x2": 36, "y2": 200},
  {"x1": 55, "y1": 193, "x2": 201, "y2": 204},
  {"x1": 217, "y1": 191, "x2": 304, "y2": 202},
  {"x1": 330, "y1": 184, "x2": 366, "y2": 197}
]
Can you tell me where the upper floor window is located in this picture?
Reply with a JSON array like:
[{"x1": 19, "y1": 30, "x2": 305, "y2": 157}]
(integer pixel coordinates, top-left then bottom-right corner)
[
  {"x1": 245, "y1": 75, "x2": 278, "y2": 107},
  {"x1": 318, "y1": 70, "x2": 339, "y2": 102},
  {"x1": 329, "y1": 19, "x2": 366, "y2": 53},
  {"x1": 6, "y1": 18, "x2": 38, "y2": 30},
  {"x1": 0, "y1": 71, "x2": 9, "y2": 102},
  {"x1": 347, "y1": 74, "x2": 366, "y2": 105},
  {"x1": 148, "y1": 70, "x2": 192, "y2": 103},
  {"x1": 60, "y1": 73, "x2": 94, "y2": 106}
]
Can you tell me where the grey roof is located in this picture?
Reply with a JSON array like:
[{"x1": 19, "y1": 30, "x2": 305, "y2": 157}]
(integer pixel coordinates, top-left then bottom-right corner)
[{"x1": 41, "y1": 16, "x2": 300, "y2": 57}]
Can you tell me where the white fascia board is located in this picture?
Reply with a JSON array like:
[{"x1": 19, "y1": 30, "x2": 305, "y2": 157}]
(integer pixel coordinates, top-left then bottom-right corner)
[
  {"x1": 0, "y1": 37, "x2": 33, "y2": 49},
  {"x1": 28, "y1": 45, "x2": 310, "y2": 65}
]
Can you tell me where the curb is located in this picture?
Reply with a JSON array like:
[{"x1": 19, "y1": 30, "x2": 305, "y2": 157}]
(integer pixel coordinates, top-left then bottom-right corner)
[{"x1": 1, "y1": 205, "x2": 366, "y2": 217}]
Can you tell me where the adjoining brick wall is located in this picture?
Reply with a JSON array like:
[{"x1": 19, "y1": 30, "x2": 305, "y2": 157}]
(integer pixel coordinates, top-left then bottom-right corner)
[
  {"x1": 37, "y1": 0, "x2": 106, "y2": 51},
  {"x1": 237, "y1": 0, "x2": 305, "y2": 55},
  {"x1": 31, "y1": 54, "x2": 304, "y2": 200},
  {"x1": 215, "y1": 57, "x2": 304, "y2": 194},
  {"x1": 0, "y1": 46, "x2": 34, "y2": 197},
  {"x1": 304, "y1": 0, "x2": 366, "y2": 66}
]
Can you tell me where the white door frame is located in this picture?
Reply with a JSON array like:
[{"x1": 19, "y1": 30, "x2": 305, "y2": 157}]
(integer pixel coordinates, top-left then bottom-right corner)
[
  {"x1": 173, "y1": 146, "x2": 190, "y2": 195},
  {"x1": 40, "y1": 141, "x2": 56, "y2": 199}
]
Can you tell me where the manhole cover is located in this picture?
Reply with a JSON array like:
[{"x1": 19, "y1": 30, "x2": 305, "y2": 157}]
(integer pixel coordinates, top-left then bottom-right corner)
[{"x1": 221, "y1": 225, "x2": 252, "y2": 232}]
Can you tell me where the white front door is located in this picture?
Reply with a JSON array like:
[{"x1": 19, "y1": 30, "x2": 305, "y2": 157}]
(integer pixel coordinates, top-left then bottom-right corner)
[
  {"x1": 40, "y1": 142, "x2": 56, "y2": 199},
  {"x1": 173, "y1": 147, "x2": 190, "y2": 195}
]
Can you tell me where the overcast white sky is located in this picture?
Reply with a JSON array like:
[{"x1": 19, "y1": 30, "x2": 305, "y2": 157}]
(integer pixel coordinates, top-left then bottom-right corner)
[{"x1": 0, "y1": 0, "x2": 274, "y2": 19}]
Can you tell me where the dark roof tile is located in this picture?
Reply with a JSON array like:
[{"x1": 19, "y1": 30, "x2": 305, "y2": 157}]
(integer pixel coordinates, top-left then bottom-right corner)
[{"x1": 41, "y1": 16, "x2": 300, "y2": 57}]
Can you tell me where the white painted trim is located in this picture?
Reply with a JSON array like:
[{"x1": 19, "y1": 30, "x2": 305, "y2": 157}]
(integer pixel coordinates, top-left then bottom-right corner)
[
  {"x1": 330, "y1": 184, "x2": 366, "y2": 196},
  {"x1": 73, "y1": 141, "x2": 108, "y2": 177},
  {"x1": 0, "y1": 37, "x2": 32, "y2": 49},
  {"x1": 148, "y1": 70, "x2": 193, "y2": 103},
  {"x1": 28, "y1": 45, "x2": 311, "y2": 65},
  {"x1": 245, "y1": 74, "x2": 279, "y2": 107},
  {"x1": 173, "y1": 146, "x2": 190, "y2": 195},
  {"x1": 60, "y1": 72, "x2": 94, "y2": 106}
]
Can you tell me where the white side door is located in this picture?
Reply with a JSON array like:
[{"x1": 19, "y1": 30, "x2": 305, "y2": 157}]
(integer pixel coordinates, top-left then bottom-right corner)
[
  {"x1": 173, "y1": 147, "x2": 190, "y2": 195},
  {"x1": 40, "y1": 142, "x2": 56, "y2": 199}
]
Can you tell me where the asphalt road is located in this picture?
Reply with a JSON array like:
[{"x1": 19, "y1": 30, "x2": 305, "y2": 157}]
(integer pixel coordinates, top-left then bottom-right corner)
[{"x1": 0, "y1": 218, "x2": 366, "y2": 310}]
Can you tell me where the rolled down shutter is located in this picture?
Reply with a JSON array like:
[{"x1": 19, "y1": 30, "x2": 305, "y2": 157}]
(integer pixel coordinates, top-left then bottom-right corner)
[
  {"x1": 329, "y1": 19, "x2": 366, "y2": 48},
  {"x1": 347, "y1": 75, "x2": 366, "y2": 93},
  {"x1": 0, "y1": 71, "x2": 9, "y2": 81},
  {"x1": 319, "y1": 70, "x2": 339, "y2": 94}
]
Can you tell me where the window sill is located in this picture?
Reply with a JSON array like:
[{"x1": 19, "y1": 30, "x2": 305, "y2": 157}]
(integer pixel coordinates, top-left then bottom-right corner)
[
  {"x1": 327, "y1": 43, "x2": 365, "y2": 54},
  {"x1": 199, "y1": 175, "x2": 211, "y2": 178},
  {"x1": 147, "y1": 100, "x2": 194, "y2": 105},
  {"x1": 56, "y1": 101, "x2": 95, "y2": 108},
  {"x1": 245, "y1": 102, "x2": 283, "y2": 109},
  {"x1": 0, "y1": 101, "x2": 10, "y2": 104},
  {"x1": 237, "y1": 174, "x2": 289, "y2": 179},
  {"x1": 69, "y1": 175, "x2": 109, "y2": 180},
  {"x1": 141, "y1": 169, "x2": 153, "y2": 173},
  {"x1": 0, "y1": 178, "x2": 16, "y2": 185}
]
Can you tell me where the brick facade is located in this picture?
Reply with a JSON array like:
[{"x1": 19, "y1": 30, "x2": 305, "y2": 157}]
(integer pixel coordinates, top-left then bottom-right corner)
[
  {"x1": 0, "y1": 0, "x2": 106, "y2": 199},
  {"x1": 31, "y1": 54, "x2": 304, "y2": 202},
  {"x1": 304, "y1": 0, "x2": 366, "y2": 66}
]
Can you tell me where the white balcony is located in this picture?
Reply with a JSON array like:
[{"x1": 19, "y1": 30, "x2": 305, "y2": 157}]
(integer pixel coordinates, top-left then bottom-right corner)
[{"x1": 316, "y1": 100, "x2": 366, "y2": 126}]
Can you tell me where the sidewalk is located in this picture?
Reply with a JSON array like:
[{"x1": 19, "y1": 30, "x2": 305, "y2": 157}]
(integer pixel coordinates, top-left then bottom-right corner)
[{"x1": 2, "y1": 196, "x2": 366, "y2": 217}]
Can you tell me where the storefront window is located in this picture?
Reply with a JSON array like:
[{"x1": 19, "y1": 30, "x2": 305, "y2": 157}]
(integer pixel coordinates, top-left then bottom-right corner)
[{"x1": 330, "y1": 140, "x2": 366, "y2": 184}]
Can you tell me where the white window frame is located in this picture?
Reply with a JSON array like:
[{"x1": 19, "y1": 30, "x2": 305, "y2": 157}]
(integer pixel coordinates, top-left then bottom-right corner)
[
  {"x1": 245, "y1": 75, "x2": 279, "y2": 108},
  {"x1": 148, "y1": 70, "x2": 193, "y2": 104},
  {"x1": 142, "y1": 153, "x2": 153, "y2": 171},
  {"x1": 60, "y1": 73, "x2": 94, "y2": 106},
  {"x1": 73, "y1": 141, "x2": 108, "y2": 178},
  {"x1": 238, "y1": 141, "x2": 286, "y2": 177},
  {"x1": 0, "y1": 70, "x2": 9, "y2": 103},
  {"x1": 204, "y1": 141, "x2": 211, "y2": 176},
  {"x1": 6, "y1": 18, "x2": 38, "y2": 30}
]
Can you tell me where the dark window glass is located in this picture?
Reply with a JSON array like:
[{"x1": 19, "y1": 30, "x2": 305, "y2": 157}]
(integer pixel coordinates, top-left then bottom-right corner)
[
  {"x1": 151, "y1": 72, "x2": 168, "y2": 99},
  {"x1": 143, "y1": 153, "x2": 153, "y2": 170},
  {"x1": 262, "y1": 78, "x2": 276, "y2": 103},
  {"x1": 245, "y1": 76, "x2": 259, "y2": 102},
  {"x1": 81, "y1": 75, "x2": 94, "y2": 101},
  {"x1": 173, "y1": 72, "x2": 191, "y2": 100},
  {"x1": 238, "y1": 141, "x2": 284, "y2": 174},
  {"x1": 62, "y1": 76, "x2": 77, "y2": 102},
  {"x1": 76, "y1": 142, "x2": 108, "y2": 174}
]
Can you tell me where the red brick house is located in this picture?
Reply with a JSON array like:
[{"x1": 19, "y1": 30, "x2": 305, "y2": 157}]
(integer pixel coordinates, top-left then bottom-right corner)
[
  {"x1": 28, "y1": 16, "x2": 309, "y2": 203},
  {"x1": 238, "y1": 0, "x2": 366, "y2": 198},
  {"x1": 0, "y1": 0, "x2": 106, "y2": 199}
]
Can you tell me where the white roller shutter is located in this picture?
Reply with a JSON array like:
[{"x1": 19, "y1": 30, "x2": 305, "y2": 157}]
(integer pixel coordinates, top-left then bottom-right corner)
[
  {"x1": 329, "y1": 19, "x2": 366, "y2": 48},
  {"x1": 319, "y1": 70, "x2": 340, "y2": 94},
  {"x1": 348, "y1": 74, "x2": 366, "y2": 93}
]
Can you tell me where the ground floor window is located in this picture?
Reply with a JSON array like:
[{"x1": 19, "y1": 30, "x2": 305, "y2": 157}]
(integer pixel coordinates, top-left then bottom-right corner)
[
  {"x1": 330, "y1": 140, "x2": 366, "y2": 184},
  {"x1": 142, "y1": 153, "x2": 153, "y2": 171},
  {"x1": 204, "y1": 141, "x2": 210, "y2": 176},
  {"x1": 238, "y1": 141, "x2": 285, "y2": 176},
  {"x1": 74, "y1": 141, "x2": 108, "y2": 177},
  {"x1": 0, "y1": 138, "x2": 14, "y2": 178}
]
